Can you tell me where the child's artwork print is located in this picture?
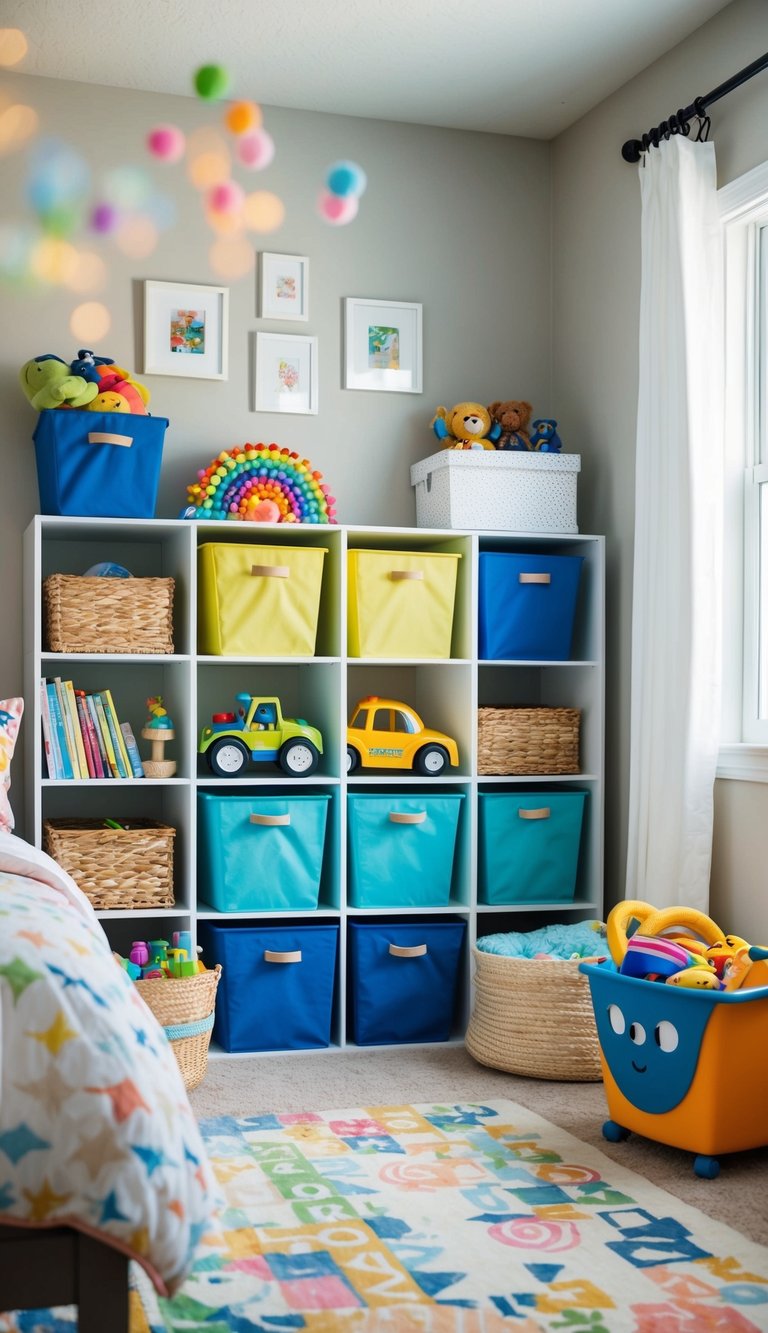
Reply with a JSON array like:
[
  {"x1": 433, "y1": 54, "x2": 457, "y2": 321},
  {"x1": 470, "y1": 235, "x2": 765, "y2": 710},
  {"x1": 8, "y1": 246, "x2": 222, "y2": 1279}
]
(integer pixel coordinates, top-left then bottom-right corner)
[
  {"x1": 277, "y1": 358, "x2": 300, "y2": 393},
  {"x1": 368, "y1": 324, "x2": 400, "y2": 369},
  {"x1": 275, "y1": 273, "x2": 297, "y2": 305},
  {"x1": 170, "y1": 309, "x2": 206, "y2": 354}
]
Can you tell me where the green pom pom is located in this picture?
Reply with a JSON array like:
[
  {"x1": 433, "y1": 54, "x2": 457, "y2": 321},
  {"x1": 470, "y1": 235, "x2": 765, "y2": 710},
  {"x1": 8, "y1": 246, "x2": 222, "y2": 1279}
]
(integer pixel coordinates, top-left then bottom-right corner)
[{"x1": 194, "y1": 65, "x2": 229, "y2": 100}]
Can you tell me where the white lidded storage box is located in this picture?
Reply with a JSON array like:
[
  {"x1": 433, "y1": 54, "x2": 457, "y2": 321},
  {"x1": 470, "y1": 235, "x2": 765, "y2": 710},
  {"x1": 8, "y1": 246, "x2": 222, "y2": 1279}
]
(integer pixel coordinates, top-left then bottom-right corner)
[{"x1": 410, "y1": 450, "x2": 580, "y2": 532}]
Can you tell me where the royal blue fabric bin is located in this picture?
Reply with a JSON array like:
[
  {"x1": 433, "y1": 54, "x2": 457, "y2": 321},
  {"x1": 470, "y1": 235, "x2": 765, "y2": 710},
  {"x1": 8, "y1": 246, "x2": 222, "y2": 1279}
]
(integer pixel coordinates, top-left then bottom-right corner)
[
  {"x1": 347, "y1": 794, "x2": 464, "y2": 908},
  {"x1": 348, "y1": 919, "x2": 466, "y2": 1045},
  {"x1": 197, "y1": 921, "x2": 338, "y2": 1052},
  {"x1": 478, "y1": 791, "x2": 586, "y2": 903},
  {"x1": 198, "y1": 791, "x2": 330, "y2": 912},
  {"x1": 33, "y1": 409, "x2": 168, "y2": 518},
  {"x1": 478, "y1": 551, "x2": 583, "y2": 660}
]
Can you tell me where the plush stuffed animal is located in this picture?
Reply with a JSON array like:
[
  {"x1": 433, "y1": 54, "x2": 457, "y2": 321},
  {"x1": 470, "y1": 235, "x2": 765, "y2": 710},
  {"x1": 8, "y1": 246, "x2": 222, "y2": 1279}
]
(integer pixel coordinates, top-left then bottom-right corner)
[
  {"x1": 487, "y1": 400, "x2": 533, "y2": 451},
  {"x1": 530, "y1": 418, "x2": 563, "y2": 452},
  {"x1": 69, "y1": 349, "x2": 115, "y2": 380},
  {"x1": 431, "y1": 402, "x2": 501, "y2": 451},
  {"x1": 69, "y1": 351, "x2": 151, "y2": 412},
  {"x1": 85, "y1": 376, "x2": 148, "y2": 415},
  {"x1": 19, "y1": 355, "x2": 99, "y2": 410}
]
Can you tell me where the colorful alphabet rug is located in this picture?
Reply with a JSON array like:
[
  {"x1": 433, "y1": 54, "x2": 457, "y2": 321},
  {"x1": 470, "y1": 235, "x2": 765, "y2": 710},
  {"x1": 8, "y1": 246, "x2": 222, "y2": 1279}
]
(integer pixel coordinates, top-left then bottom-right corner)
[{"x1": 5, "y1": 1100, "x2": 768, "y2": 1331}]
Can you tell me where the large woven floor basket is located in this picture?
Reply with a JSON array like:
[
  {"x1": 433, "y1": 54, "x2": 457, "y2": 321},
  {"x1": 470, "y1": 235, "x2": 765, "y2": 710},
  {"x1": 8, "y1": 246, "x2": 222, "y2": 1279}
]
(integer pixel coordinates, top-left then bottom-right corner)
[
  {"x1": 43, "y1": 573, "x2": 175, "y2": 654},
  {"x1": 477, "y1": 706, "x2": 580, "y2": 775},
  {"x1": 136, "y1": 966, "x2": 222, "y2": 1091},
  {"x1": 466, "y1": 947, "x2": 603, "y2": 1081}
]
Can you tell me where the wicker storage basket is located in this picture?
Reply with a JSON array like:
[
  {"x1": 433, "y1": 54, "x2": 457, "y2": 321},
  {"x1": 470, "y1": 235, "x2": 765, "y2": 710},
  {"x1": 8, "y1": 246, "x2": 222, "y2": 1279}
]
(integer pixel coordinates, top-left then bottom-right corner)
[
  {"x1": 137, "y1": 966, "x2": 222, "y2": 1091},
  {"x1": 42, "y1": 818, "x2": 175, "y2": 910},
  {"x1": 466, "y1": 947, "x2": 602, "y2": 1081},
  {"x1": 43, "y1": 573, "x2": 175, "y2": 654},
  {"x1": 477, "y1": 706, "x2": 580, "y2": 775}
]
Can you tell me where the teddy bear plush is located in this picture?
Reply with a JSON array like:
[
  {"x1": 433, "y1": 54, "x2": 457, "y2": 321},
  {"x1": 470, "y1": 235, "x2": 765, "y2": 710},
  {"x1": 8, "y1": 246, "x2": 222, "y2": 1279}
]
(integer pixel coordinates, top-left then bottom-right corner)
[
  {"x1": 530, "y1": 418, "x2": 563, "y2": 452},
  {"x1": 487, "y1": 400, "x2": 533, "y2": 451},
  {"x1": 431, "y1": 402, "x2": 501, "y2": 451}
]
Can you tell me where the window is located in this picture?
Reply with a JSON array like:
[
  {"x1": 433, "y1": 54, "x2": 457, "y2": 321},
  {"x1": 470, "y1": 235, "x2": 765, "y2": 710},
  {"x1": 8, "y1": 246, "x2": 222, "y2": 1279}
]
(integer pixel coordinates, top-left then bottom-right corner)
[
  {"x1": 350, "y1": 708, "x2": 369, "y2": 730},
  {"x1": 719, "y1": 163, "x2": 768, "y2": 778}
]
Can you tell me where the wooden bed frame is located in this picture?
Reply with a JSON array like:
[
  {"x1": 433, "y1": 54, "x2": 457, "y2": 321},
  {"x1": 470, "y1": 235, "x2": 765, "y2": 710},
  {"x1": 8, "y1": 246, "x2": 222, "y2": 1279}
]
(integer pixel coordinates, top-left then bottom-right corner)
[{"x1": 0, "y1": 1224, "x2": 128, "y2": 1331}]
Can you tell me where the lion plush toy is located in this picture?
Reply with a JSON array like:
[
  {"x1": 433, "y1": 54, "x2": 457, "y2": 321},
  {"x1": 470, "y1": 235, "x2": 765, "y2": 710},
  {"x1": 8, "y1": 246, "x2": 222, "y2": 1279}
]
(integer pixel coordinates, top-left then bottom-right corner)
[
  {"x1": 431, "y1": 402, "x2": 501, "y2": 451},
  {"x1": 487, "y1": 400, "x2": 533, "y2": 451}
]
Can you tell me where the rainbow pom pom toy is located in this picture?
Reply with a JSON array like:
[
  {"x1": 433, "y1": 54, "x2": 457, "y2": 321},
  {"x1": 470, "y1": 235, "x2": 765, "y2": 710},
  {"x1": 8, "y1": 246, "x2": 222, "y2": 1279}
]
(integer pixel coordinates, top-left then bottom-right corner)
[{"x1": 183, "y1": 443, "x2": 337, "y2": 524}]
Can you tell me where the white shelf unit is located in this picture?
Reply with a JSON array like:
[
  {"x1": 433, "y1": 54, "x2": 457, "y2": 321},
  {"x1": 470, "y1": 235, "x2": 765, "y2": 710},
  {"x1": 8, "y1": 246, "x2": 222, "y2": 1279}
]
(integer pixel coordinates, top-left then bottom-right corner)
[{"x1": 23, "y1": 516, "x2": 604, "y2": 1056}]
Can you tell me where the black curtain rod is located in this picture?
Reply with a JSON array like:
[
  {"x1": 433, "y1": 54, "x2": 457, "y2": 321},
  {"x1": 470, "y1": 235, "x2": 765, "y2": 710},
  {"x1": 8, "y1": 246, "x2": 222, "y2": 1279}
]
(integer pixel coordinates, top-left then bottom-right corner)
[{"x1": 621, "y1": 50, "x2": 768, "y2": 162}]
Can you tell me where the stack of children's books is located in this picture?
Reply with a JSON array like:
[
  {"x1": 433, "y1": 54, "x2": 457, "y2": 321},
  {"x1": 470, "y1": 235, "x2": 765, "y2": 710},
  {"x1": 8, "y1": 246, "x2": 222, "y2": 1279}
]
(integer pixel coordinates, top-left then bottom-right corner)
[{"x1": 40, "y1": 677, "x2": 144, "y2": 780}]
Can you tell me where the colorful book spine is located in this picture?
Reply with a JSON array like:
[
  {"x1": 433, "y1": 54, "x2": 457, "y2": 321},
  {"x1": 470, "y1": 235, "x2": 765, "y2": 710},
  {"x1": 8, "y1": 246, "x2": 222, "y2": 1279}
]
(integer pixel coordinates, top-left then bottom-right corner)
[
  {"x1": 64, "y1": 679, "x2": 89, "y2": 779},
  {"x1": 39, "y1": 678, "x2": 58, "y2": 779},
  {"x1": 74, "y1": 692, "x2": 97, "y2": 778},
  {"x1": 54, "y1": 677, "x2": 81, "y2": 778},
  {"x1": 120, "y1": 722, "x2": 145, "y2": 779},
  {"x1": 46, "y1": 681, "x2": 73, "y2": 780},
  {"x1": 77, "y1": 692, "x2": 105, "y2": 779},
  {"x1": 93, "y1": 694, "x2": 120, "y2": 778},
  {"x1": 85, "y1": 694, "x2": 110, "y2": 777},
  {"x1": 102, "y1": 689, "x2": 132, "y2": 777}
]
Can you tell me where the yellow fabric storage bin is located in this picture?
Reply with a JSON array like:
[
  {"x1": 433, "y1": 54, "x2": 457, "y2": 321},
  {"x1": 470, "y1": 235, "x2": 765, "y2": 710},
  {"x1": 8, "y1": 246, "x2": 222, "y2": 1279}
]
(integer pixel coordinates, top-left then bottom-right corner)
[
  {"x1": 348, "y1": 549, "x2": 461, "y2": 658},
  {"x1": 199, "y1": 543, "x2": 328, "y2": 656}
]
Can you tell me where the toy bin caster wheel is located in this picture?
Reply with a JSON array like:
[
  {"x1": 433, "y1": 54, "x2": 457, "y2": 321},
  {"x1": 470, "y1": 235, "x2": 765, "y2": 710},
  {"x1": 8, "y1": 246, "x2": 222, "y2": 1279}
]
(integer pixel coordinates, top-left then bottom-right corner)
[
  {"x1": 602, "y1": 1120, "x2": 630, "y2": 1143},
  {"x1": 694, "y1": 1155, "x2": 720, "y2": 1179}
]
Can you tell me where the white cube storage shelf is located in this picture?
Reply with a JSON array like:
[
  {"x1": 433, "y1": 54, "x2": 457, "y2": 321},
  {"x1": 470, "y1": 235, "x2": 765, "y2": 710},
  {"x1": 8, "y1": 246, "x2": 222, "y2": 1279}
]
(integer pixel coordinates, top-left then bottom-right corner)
[{"x1": 24, "y1": 517, "x2": 604, "y2": 1056}]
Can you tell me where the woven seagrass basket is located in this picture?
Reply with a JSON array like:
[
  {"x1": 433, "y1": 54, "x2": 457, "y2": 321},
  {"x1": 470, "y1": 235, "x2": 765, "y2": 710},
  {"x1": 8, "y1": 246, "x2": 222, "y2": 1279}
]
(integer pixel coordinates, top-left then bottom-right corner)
[
  {"x1": 477, "y1": 706, "x2": 580, "y2": 775},
  {"x1": 43, "y1": 573, "x2": 175, "y2": 654},
  {"x1": 43, "y1": 818, "x2": 175, "y2": 910},
  {"x1": 137, "y1": 966, "x2": 222, "y2": 1091},
  {"x1": 466, "y1": 947, "x2": 602, "y2": 1081}
]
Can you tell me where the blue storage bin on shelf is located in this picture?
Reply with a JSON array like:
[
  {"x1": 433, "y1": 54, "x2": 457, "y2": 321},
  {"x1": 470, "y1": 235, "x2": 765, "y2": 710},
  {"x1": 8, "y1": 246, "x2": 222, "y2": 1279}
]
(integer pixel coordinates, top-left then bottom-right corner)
[
  {"x1": 348, "y1": 919, "x2": 466, "y2": 1045},
  {"x1": 478, "y1": 551, "x2": 583, "y2": 660},
  {"x1": 33, "y1": 409, "x2": 168, "y2": 518},
  {"x1": 198, "y1": 791, "x2": 330, "y2": 912},
  {"x1": 478, "y1": 791, "x2": 586, "y2": 904},
  {"x1": 347, "y1": 793, "x2": 464, "y2": 908},
  {"x1": 197, "y1": 921, "x2": 339, "y2": 1052}
]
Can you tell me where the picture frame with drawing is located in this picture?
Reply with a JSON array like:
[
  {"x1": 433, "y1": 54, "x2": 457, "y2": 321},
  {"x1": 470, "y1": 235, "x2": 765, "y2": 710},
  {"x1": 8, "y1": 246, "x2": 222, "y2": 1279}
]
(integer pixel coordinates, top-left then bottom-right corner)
[
  {"x1": 258, "y1": 253, "x2": 309, "y2": 321},
  {"x1": 142, "y1": 280, "x2": 229, "y2": 380},
  {"x1": 343, "y1": 297, "x2": 423, "y2": 393},
  {"x1": 253, "y1": 332, "x2": 318, "y2": 414}
]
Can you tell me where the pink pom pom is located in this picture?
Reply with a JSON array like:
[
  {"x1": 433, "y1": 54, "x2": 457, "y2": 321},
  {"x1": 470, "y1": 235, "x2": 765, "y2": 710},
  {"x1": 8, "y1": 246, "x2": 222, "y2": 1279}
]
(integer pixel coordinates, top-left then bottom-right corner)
[
  {"x1": 317, "y1": 189, "x2": 359, "y2": 225},
  {"x1": 237, "y1": 129, "x2": 275, "y2": 170},
  {"x1": 207, "y1": 180, "x2": 246, "y2": 214},
  {"x1": 147, "y1": 124, "x2": 186, "y2": 163},
  {"x1": 250, "y1": 499, "x2": 280, "y2": 523}
]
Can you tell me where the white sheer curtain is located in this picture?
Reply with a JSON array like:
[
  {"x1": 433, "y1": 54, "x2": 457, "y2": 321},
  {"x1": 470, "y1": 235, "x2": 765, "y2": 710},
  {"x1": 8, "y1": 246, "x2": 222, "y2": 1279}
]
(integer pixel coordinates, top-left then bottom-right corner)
[{"x1": 625, "y1": 136, "x2": 724, "y2": 910}]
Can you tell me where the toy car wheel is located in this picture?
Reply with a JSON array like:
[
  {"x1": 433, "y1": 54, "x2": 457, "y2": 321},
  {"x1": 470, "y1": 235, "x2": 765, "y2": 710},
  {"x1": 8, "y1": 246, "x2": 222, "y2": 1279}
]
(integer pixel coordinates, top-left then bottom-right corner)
[
  {"x1": 279, "y1": 739, "x2": 320, "y2": 776},
  {"x1": 207, "y1": 738, "x2": 249, "y2": 776},
  {"x1": 414, "y1": 744, "x2": 449, "y2": 776},
  {"x1": 346, "y1": 745, "x2": 360, "y2": 774}
]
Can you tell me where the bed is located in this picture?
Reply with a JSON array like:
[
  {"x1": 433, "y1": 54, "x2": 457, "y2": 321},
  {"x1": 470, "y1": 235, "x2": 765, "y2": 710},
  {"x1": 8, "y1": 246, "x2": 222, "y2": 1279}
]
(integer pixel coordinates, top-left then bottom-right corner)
[{"x1": 0, "y1": 828, "x2": 218, "y2": 1326}]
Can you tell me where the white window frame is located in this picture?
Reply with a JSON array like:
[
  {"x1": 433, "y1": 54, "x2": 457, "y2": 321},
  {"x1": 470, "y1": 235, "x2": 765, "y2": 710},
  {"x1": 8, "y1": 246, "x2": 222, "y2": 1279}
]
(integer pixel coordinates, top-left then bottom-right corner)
[{"x1": 719, "y1": 161, "x2": 768, "y2": 781}]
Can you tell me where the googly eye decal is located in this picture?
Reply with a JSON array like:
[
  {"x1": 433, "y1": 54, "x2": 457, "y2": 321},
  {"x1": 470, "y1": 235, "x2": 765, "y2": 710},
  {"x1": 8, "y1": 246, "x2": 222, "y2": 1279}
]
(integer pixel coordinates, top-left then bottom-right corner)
[
  {"x1": 629, "y1": 1021, "x2": 646, "y2": 1046},
  {"x1": 608, "y1": 1004, "x2": 625, "y2": 1035},
  {"x1": 654, "y1": 1019, "x2": 679, "y2": 1052}
]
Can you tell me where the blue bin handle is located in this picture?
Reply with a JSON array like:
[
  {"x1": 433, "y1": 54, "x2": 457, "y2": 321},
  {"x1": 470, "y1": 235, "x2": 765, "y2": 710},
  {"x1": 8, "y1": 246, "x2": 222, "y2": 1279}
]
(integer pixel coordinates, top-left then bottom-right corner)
[
  {"x1": 264, "y1": 949, "x2": 302, "y2": 964},
  {"x1": 389, "y1": 943, "x2": 427, "y2": 958},
  {"x1": 389, "y1": 811, "x2": 426, "y2": 825}
]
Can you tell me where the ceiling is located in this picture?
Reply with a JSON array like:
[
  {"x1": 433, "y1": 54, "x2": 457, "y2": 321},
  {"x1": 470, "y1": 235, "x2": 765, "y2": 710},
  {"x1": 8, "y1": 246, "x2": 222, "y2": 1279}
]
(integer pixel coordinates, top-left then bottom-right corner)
[{"x1": 4, "y1": 0, "x2": 735, "y2": 139}]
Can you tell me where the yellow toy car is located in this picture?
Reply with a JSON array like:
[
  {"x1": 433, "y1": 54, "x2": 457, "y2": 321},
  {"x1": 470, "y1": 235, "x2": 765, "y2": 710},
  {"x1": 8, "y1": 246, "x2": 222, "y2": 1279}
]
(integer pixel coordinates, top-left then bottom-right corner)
[{"x1": 346, "y1": 696, "x2": 459, "y2": 775}]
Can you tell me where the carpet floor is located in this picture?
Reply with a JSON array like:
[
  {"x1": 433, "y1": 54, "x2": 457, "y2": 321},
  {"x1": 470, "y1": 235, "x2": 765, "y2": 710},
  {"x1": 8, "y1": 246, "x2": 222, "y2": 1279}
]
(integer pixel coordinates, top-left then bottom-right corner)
[{"x1": 190, "y1": 1044, "x2": 768, "y2": 1248}]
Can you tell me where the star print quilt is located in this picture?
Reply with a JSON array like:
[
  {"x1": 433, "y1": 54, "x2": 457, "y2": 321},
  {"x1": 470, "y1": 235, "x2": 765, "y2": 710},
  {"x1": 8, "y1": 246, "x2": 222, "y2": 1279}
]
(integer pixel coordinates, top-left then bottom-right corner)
[{"x1": 0, "y1": 832, "x2": 217, "y2": 1296}]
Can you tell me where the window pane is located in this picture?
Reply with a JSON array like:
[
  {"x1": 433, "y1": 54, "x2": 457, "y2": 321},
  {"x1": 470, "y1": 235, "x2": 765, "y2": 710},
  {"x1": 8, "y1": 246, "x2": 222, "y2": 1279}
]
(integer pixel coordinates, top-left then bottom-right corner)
[{"x1": 760, "y1": 482, "x2": 768, "y2": 720}]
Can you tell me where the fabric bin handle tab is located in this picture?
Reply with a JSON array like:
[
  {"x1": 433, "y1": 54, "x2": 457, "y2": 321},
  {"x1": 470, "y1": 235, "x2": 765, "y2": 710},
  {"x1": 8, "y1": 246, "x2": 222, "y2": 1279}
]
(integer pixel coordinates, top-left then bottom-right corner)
[
  {"x1": 519, "y1": 572, "x2": 551, "y2": 584},
  {"x1": 390, "y1": 569, "x2": 424, "y2": 581},
  {"x1": 264, "y1": 949, "x2": 302, "y2": 963},
  {"x1": 389, "y1": 811, "x2": 427, "y2": 824},
  {"x1": 250, "y1": 812, "x2": 291, "y2": 826},
  {"x1": 518, "y1": 807, "x2": 551, "y2": 820},
  {"x1": 251, "y1": 564, "x2": 290, "y2": 578},
  {"x1": 87, "y1": 431, "x2": 133, "y2": 448},
  {"x1": 389, "y1": 943, "x2": 427, "y2": 958}
]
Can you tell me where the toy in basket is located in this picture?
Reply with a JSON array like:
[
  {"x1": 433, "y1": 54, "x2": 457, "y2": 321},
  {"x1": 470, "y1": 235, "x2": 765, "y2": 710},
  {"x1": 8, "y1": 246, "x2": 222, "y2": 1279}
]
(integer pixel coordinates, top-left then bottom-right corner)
[
  {"x1": 580, "y1": 901, "x2": 768, "y2": 1177},
  {"x1": 117, "y1": 934, "x2": 221, "y2": 1091}
]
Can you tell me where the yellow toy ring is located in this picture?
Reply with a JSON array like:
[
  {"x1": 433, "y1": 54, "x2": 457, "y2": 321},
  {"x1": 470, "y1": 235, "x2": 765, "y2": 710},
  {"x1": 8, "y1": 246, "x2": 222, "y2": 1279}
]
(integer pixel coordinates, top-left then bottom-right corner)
[
  {"x1": 606, "y1": 900, "x2": 656, "y2": 965},
  {"x1": 641, "y1": 906, "x2": 724, "y2": 948}
]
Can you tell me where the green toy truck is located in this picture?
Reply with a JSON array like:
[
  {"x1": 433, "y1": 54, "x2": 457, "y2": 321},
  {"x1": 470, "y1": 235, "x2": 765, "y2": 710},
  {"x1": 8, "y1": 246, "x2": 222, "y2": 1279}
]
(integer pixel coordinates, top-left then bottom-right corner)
[{"x1": 199, "y1": 693, "x2": 323, "y2": 777}]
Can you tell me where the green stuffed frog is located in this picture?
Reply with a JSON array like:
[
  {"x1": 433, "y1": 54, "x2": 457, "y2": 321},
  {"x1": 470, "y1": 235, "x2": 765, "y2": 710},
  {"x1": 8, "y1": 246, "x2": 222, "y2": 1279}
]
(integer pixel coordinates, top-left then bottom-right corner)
[{"x1": 19, "y1": 355, "x2": 99, "y2": 410}]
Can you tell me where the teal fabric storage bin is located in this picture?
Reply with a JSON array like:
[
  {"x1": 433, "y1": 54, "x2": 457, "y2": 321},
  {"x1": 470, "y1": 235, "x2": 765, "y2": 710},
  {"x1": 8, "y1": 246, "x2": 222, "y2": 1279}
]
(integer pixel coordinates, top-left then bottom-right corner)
[
  {"x1": 197, "y1": 921, "x2": 338, "y2": 1052},
  {"x1": 198, "y1": 791, "x2": 330, "y2": 911},
  {"x1": 478, "y1": 551, "x2": 583, "y2": 660},
  {"x1": 348, "y1": 919, "x2": 466, "y2": 1045},
  {"x1": 347, "y1": 793, "x2": 464, "y2": 908},
  {"x1": 479, "y1": 791, "x2": 587, "y2": 903}
]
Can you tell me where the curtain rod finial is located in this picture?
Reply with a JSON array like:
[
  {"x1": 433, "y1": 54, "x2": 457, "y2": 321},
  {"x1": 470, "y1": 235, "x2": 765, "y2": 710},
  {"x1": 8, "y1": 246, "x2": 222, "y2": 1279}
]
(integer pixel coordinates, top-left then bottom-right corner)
[{"x1": 622, "y1": 139, "x2": 643, "y2": 163}]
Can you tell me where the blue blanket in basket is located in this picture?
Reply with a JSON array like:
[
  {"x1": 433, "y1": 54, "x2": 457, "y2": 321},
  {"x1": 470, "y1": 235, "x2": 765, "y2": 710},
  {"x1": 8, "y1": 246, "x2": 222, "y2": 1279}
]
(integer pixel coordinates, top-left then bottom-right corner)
[{"x1": 477, "y1": 920, "x2": 606, "y2": 960}]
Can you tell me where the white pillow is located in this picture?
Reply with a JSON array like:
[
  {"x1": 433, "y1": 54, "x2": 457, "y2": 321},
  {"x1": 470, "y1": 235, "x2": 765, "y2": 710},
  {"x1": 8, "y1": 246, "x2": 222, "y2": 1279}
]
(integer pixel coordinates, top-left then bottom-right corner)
[{"x1": 0, "y1": 698, "x2": 23, "y2": 832}]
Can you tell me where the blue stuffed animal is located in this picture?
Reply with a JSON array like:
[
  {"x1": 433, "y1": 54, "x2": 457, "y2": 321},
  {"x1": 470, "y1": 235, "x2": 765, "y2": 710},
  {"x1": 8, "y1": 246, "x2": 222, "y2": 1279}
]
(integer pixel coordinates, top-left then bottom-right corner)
[
  {"x1": 530, "y1": 418, "x2": 563, "y2": 452},
  {"x1": 69, "y1": 349, "x2": 115, "y2": 381}
]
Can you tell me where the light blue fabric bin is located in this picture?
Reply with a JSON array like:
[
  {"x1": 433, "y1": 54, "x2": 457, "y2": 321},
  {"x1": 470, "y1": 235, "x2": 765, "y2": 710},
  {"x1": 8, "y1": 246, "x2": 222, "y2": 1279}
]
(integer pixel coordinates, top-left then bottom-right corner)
[
  {"x1": 478, "y1": 791, "x2": 587, "y2": 903},
  {"x1": 198, "y1": 791, "x2": 330, "y2": 911},
  {"x1": 347, "y1": 794, "x2": 464, "y2": 908},
  {"x1": 478, "y1": 551, "x2": 583, "y2": 660}
]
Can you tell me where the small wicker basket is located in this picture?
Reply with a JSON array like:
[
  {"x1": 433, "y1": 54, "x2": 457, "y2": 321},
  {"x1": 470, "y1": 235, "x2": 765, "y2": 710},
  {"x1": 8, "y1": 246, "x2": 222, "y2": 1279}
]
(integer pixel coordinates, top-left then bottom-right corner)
[
  {"x1": 466, "y1": 947, "x2": 602, "y2": 1081},
  {"x1": 43, "y1": 573, "x2": 175, "y2": 655},
  {"x1": 477, "y1": 706, "x2": 580, "y2": 775},
  {"x1": 42, "y1": 818, "x2": 175, "y2": 910},
  {"x1": 137, "y1": 966, "x2": 222, "y2": 1091}
]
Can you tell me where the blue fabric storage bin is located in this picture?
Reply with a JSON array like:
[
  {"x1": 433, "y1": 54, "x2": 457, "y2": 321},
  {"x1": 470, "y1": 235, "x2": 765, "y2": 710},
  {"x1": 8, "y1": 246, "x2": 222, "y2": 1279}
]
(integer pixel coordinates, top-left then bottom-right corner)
[
  {"x1": 348, "y1": 919, "x2": 466, "y2": 1045},
  {"x1": 33, "y1": 408, "x2": 168, "y2": 518},
  {"x1": 347, "y1": 794, "x2": 464, "y2": 908},
  {"x1": 198, "y1": 792, "x2": 330, "y2": 912},
  {"x1": 478, "y1": 551, "x2": 583, "y2": 660},
  {"x1": 478, "y1": 791, "x2": 587, "y2": 903},
  {"x1": 197, "y1": 921, "x2": 338, "y2": 1052}
]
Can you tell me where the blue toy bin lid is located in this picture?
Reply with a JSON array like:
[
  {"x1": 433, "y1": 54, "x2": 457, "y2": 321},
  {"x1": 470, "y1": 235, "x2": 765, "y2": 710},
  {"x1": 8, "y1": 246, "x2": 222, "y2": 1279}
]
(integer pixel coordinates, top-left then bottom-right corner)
[{"x1": 579, "y1": 958, "x2": 768, "y2": 1005}]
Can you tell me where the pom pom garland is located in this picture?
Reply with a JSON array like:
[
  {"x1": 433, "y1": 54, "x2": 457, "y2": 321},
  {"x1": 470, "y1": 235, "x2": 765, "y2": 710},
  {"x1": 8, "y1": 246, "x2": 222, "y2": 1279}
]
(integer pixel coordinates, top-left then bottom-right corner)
[
  {"x1": 194, "y1": 65, "x2": 230, "y2": 101},
  {"x1": 185, "y1": 444, "x2": 337, "y2": 524}
]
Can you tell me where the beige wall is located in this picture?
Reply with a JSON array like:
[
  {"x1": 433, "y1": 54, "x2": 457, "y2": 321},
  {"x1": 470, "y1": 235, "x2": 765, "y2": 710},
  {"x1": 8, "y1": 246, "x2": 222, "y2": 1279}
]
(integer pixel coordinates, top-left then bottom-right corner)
[
  {"x1": 552, "y1": 0, "x2": 768, "y2": 925},
  {"x1": 1, "y1": 73, "x2": 551, "y2": 835}
]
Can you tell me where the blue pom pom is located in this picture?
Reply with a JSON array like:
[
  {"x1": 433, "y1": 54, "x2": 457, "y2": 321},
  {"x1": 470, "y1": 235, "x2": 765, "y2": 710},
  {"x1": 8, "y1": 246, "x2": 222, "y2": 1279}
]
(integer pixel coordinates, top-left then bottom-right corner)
[{"x1": 326, "y1": 160, "x2": 367, "y2": 198}]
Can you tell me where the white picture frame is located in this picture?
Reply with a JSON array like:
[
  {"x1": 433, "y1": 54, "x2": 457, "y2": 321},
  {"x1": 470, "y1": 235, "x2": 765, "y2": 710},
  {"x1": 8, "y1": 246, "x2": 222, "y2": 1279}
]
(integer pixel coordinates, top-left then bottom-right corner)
[
  {"x1": 258, "y1": 252, "x2": 309, "y2": 321},
  {"x1": 343, "y1": 297, "x2": 423, "y2": 393},
  {"x1": 142, "y1": 280, "x2": 229, "y2": 380},
  {"x1": 254, "y1": 331, "x2": 318, "y2": 415}
]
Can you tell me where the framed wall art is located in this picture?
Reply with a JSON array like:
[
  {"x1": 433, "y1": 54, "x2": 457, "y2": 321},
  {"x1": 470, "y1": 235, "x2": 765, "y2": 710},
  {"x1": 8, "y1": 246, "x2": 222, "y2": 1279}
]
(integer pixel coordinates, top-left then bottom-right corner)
[
  {"x1": 258, "y1": 252, "x2": 309, "y2": 321},
  {"x1": 253, "y1": 331, "x2": 318, "y2": 414},
  {"x1": 343, "y1": 297, "x2": 422, "y2": 393},
  {"x1": 143, "y1": 280, "x2": 229, "y2": 380}
]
